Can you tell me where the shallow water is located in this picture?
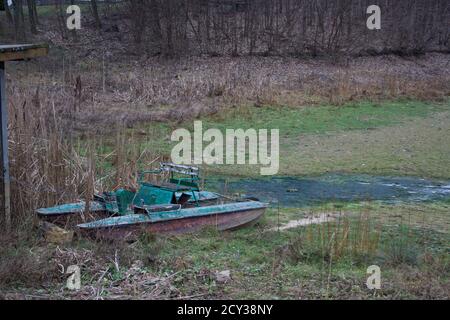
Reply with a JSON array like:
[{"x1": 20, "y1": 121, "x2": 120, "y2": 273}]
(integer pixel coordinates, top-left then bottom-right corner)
[{"x1": 208, "y1": 174, "x2": 450, "y2": 207}]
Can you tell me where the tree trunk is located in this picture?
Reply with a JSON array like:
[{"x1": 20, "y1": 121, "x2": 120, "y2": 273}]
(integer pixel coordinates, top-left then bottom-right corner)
[
  {"x1": 27, "y1": 0, "x2": 37, "y2": 34},
  {"x1": 5, "y1": 1, "x2": 14, "y2": 25},
  {"x1": 32, "y1": 0, "x2": 39, "y2": 25},
  {"x1": 55, "y1": 0, "x2": 68, "y2": 40},
  {"x1": 91, "y1": 0, "x2": 102, "y2": 29},
  {"x1": 12, "y1": 0, "x2": 26, "y2": 40}
]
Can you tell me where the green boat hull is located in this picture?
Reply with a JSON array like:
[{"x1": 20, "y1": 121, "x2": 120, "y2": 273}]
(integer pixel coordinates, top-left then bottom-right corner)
[{"x1": 77, "y1": 200, "x2": 268, "y2": 239}]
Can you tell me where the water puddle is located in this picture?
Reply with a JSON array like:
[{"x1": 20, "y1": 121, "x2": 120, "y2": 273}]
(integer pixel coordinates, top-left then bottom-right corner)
[{"x1": 209, "y1": 174, "x2": 450, "y2": 207}]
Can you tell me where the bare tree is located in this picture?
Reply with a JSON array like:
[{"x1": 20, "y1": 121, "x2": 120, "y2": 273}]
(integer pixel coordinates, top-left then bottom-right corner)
[
  {"x1": 3, "y1": 0, "x2": 448, "y2": 56},
  {"x1": 91, "y1": 0, "x2": 102, "y2": 29},
  {"x1": 11, "y1": 0, "x2": 26, "y2": 40},
  {"x1": 4, "y1": 1, "x2": 14, "y2": 25},
  {"x1": 26, "y1": 0, "x2": 37, "y2": 34}
]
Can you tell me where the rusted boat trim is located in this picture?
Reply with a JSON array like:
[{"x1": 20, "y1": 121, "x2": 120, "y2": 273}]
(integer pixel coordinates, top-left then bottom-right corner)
[
  {"x1": 78, "y1": 201, "x2": 267, "y2": 228},
  {"x1": 78, "y1": 206, "x2": 266, "y2": 239}
]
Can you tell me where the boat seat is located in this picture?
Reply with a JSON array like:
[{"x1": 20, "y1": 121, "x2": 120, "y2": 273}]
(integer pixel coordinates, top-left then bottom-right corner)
[
  {"x1": 155, "y1": 182, "x2": 192, "y2": 192},
  {"x1": 177, "y1": 193, "x2": 191, "y2": 205}
]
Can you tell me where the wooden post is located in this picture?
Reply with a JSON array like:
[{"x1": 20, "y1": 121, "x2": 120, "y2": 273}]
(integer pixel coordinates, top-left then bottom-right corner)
[
  {"x1": 0, "y1": 61, "x2": 11, "y2": 230},
  {"x1": 0, "y1": 44, "x2": 48, "y2": 231}
]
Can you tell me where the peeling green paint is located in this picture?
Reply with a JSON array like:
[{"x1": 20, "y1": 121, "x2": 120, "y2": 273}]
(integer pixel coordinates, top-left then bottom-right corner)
[{"x1": 77, "y1": 201, "x2": 268, "y2": 229}]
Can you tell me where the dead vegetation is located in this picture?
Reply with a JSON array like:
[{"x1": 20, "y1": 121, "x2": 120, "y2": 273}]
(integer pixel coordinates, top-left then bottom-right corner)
[
  {"x1": 0, "y1": 238, "x2": 178, "y2": 299},
  {"x1": 1, "y1": 205, "x2": 448, "y2": 300},
  {"x1": 8, "y1": 52, "x2": 450, "y2": 133}
]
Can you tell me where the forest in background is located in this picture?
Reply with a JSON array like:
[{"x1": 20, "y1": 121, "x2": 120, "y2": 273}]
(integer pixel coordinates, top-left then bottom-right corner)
[{"x1": 1, "y1": 0, "x2": 449, "y2": 57}]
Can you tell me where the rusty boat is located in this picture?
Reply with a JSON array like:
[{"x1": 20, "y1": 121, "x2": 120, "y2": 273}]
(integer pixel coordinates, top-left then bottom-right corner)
[{"x1": 37, "y1": 163, "x2": 267, "y2": 239}]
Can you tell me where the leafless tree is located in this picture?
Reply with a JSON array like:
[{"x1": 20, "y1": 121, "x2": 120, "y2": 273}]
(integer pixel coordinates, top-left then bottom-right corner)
[{"x1": 2, "y1": 0, "x2": 449, "y2": 56}]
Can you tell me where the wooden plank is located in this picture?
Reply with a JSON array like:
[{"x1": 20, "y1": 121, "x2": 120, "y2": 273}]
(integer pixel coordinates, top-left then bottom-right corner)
[{"x1": 0, "y1": 44, "x2": 49, "y2": 62}]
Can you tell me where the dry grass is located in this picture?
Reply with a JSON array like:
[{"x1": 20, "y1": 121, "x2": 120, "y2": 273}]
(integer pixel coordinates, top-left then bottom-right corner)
[
  {"x1": 4, "y1": 84, "x2": 162, "y2": 230},
  {"x1": 275, "y1": 210, "x2": 381, "y2": 268},
  {"x1": 0, "y1": 236, "x2": 179, "y2": 299},
  {"x1": 8, "y1": 52, "x2": 450, "y2": 133},
  {"x1": 0, "y1": 202, "x2": 448, "y2": 299}
]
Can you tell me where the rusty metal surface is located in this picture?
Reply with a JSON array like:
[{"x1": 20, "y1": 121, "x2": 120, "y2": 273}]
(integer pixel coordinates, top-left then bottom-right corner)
[
  {"x1": 79, "y1": 208, "x2": 266, "y2": 241},
  {"x1": 78, "y1": 201, "x2": 267, "y2": 228}
]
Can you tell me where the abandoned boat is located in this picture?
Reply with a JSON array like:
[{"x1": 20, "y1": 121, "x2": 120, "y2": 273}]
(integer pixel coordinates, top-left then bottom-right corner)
[{"x1": 37, "y1": 163, "x2": 267, "y2": 238}]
